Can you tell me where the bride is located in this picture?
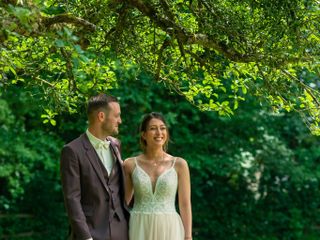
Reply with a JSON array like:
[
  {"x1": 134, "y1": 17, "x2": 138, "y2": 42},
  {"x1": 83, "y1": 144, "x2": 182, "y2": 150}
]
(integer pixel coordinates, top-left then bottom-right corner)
[{"x1": 123, "y1": 112, "x2": 192, "y2": 240}]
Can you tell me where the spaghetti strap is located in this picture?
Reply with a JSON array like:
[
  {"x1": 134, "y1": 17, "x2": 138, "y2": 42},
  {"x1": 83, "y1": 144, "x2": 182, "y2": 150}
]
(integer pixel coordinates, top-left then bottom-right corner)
[{"x1": 172, "y1": 157, "x2": 177, "y2": 167}]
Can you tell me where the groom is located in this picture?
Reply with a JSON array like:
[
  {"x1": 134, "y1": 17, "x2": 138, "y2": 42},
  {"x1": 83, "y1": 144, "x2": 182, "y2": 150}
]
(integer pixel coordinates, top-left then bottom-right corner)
[{"x1": 60, "y1": 93, "x2": 129, "y2": 240}]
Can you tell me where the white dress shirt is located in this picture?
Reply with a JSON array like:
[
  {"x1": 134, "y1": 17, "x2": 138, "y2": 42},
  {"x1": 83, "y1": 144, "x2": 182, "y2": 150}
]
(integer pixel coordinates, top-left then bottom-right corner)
[{"x1": 86, "y1": 129, "x2": 114, "y2": 175}]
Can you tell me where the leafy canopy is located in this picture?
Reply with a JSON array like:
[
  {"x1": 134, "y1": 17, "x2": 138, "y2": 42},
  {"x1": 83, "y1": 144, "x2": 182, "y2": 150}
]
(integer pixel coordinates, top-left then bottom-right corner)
[{"x1": 0, "y1": 0, "x2": 319, "y2": 133}]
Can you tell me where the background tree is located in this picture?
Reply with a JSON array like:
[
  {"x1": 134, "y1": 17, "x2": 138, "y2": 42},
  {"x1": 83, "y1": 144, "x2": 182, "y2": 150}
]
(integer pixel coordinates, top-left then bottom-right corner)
[
  {"x1": 1, "y1": 69, "x2": 320, "y2": 239},
  {"x1": 0, "y1": 0, "x2": 319, "y2": 133},
  {"x1": 1, "y1": 1, "x2": 320, "y2": 239}
]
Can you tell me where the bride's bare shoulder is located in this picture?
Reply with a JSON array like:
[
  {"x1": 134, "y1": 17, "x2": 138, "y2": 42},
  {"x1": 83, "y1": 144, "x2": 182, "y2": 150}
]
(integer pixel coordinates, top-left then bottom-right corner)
[
  {"x1": 123, "y1": 156, "x2": 138, "y2": 172},
  {"x1": 173, "y1": 157, "x2": 189, "y2": 171}
]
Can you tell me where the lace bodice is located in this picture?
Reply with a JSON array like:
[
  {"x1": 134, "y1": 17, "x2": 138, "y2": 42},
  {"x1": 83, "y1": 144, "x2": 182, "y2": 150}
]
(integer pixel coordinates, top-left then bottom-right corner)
[{"x1": 131, "y1": 158, "x2": 178, "y2": 213}]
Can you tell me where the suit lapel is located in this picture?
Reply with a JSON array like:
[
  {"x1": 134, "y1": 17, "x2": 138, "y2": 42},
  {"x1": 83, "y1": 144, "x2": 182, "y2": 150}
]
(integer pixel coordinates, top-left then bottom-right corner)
[
  {"x1": 107, "y1": 137, "x2": 127, "y2": 197},
  {"x1": 81, "y1": 134, "x2": 111, "y2": 195},
  {"x1": 107, "y1": 138, "x2": 121, "y2": 178},
  {"x1": 108, "y1": 137, "x2": 122, "y2": 164}
]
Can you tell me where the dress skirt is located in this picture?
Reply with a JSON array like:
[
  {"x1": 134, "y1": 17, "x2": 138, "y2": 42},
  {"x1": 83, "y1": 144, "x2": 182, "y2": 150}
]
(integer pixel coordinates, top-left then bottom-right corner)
[{"x1": 129, "y1": 212, "x2": 185, "y2": 240}]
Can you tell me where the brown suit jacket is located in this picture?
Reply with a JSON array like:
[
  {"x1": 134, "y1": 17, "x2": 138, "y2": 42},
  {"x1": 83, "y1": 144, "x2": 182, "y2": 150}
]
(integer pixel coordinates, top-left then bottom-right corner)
[{"x1": 60, "y1": 133, "x2": 129, "y2": 240}]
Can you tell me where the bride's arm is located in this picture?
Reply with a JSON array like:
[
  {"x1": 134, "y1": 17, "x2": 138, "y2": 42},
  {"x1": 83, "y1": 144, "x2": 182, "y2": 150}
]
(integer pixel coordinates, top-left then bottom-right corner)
[
  {"x1": 177, "y1": 157, "x2": 193, "y2": 239},
  {"x1": 123, "y1": 158, "x2": 134, "y2": 206}
]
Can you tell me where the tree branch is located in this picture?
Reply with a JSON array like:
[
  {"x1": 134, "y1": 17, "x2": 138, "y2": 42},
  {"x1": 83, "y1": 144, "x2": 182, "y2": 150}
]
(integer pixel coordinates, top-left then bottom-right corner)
[
  {"x1": 155, "y1": 38, "x2": 171, "y2": 81},
  {"x1": 42, "y1": 14, "x2": 96, "y2": 32},
  {"x1": 186, "y1": 33, "x2": 255, "y2": 62},
  {"x1": 159, "y1": 0, "x2": 176, "y2": 22},
  {"x1": 126, "y1": 0, "x2": 253, "y2": 62},
  {"x1": 60, "y1": 48, "x2": 76, "y2": 91},
  {"x1": 282, "y1": 69, "x2": 320, "y2": 107}
]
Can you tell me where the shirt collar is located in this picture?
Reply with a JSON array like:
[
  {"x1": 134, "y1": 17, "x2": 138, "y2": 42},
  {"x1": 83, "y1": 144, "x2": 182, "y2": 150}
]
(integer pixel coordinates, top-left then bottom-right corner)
[{"x1": 86, "y1": 129, "x2": 110, "y2": 149}]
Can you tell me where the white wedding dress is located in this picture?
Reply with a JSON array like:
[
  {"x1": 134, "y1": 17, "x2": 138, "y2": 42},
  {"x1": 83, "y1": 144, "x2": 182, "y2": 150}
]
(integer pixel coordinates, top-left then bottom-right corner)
[{"x1": 129, "y1": 158, "x2": 185, "y2": 240}]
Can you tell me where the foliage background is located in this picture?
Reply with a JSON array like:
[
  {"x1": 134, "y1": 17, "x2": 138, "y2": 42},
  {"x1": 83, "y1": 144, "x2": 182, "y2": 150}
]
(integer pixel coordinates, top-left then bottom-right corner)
[
  {"x1": 1, "y1": 67, "x2": 320, "y2": 239},
  {"x1": 1, "y1": 0, "x2": 320, "y2": 239}
]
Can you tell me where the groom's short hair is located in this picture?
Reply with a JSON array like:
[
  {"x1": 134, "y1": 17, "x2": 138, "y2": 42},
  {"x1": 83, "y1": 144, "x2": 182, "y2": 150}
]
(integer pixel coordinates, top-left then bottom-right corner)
[{"x1": 87, "y1": 93, "x2": 118, "y2": 119}]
